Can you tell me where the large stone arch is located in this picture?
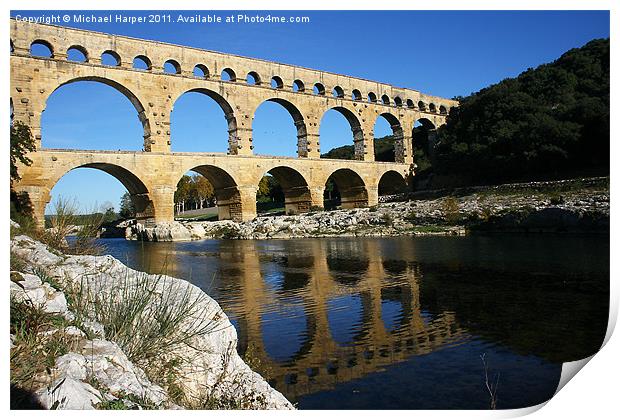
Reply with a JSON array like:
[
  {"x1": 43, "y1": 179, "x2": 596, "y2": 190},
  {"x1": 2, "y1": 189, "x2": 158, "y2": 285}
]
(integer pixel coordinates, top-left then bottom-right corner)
[
  {"x1": 413, "y1": 117, "x2": 438, "y2": 161},
  {"x1": 415, "y1": 117, "x2": 436, "y2": 130},
  {"x1": 377, "y1": 170, "x2": 408, "y2": 196},
  {"x1": 320, "y1": 106, "x2": 364, "y2": 160},
  {"x1": 257, "y1": 165, "x2": 313, "y2": 215},
  {"x1": 46, "y1": 162, "x2": 155, "y2": 223},
  {"x1": 178, "y1": 164, "x2": 247, "y2": 221},
  {"x1": 324, "y1": 168, "x2": 368, "y2": 208},
  {"x1": 44, "y1": 76, "x2": 152, "y2": 151},
  {"x1": 252, "y1": 98, "x2": 308, "y2": 158},
  {"x1": 376, "y1": 112, "x2": 405, "y2": 163},
  {"x1": 172, "y1": 88, "x2": 239, "y2": 155}
]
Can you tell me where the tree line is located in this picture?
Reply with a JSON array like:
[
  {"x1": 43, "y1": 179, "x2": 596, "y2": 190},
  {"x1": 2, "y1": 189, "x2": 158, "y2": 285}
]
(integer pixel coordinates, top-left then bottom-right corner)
[
  {"x1": 432, "y1": 38, "x2": 609, "y2": 186},
  {"x1": 174, "y1": 174, "x2": 215, "y2": 213}
]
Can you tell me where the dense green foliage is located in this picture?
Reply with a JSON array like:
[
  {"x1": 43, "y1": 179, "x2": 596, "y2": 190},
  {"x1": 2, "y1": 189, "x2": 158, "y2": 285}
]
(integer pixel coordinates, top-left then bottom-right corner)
[
  {"x1": 174, "y1": 174, "x2": 215, "y2": 212},
  {"x1": 320, "y1": 144, "x2": 354, "y2": 160},
  {"x1": 256, "y1": 175, "x2": 283, "y2": 203},
  {"x1": 320, "y1": 136, "x2": 396, "y2": 161},
  {"x1": 119, "y1": 192, "x2": 136, "y2": 219},
  {"x1": 10, "y1": 121, "x2": 36, "y2": 183},
  {"x1": 374, "y1": 136, "x2": 396, "y2": 162},
  {"x1": 434, "y1": 38, "x2": 609, "y2": 184},
  {"x1": 10, "y1": 122, "x2": 36, "y2": 221}
]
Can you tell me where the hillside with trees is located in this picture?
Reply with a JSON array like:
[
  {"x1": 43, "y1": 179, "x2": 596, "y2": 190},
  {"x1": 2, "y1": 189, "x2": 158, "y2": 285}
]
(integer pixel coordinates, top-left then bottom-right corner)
[
  {"x1": 433, "y1": 38, "x2": 609, "y2": 186},
  {"x1": 320, "y1": 136, "x2": 396, "y2": 162}
]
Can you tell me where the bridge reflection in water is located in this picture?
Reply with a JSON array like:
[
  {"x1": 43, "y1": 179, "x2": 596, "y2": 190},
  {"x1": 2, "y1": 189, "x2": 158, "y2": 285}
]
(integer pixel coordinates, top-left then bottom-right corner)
[{"x1": 135, "y1": 238, "x2": 469, "y2": 401}]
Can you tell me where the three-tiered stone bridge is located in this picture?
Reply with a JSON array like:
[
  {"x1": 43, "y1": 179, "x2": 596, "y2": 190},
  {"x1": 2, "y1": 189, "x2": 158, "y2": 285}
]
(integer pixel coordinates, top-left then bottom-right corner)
[{"x1": 10, "y1": 19, "x2": 458, "y2": 227}]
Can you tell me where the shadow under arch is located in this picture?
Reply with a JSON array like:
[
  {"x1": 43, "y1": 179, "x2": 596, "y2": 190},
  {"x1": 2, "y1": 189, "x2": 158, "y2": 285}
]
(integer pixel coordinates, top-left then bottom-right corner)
[
  {"x1": 49, "y1": 162, "x2": 155, "y2": 222},
  {"x1": 259, "y1": 165, "x2": 313, "y2": 215},
  {"x1": 182, "y1": 164, "x2": 243, "y2": 221},
  {"x1": 253, "y1": 98, "x2": 308, "y2": 157},
  {"x1": 321, "y1": 106, "x2": 364, "y2": 160},
  {"x1": 324, "y1": 168, "x2": 369, "y2": 209},
  {"x1": 416, "y1": 117, "x2": 437, "y2": 130},
  {"x1": 375, "y1": 112, "x2": 405, "y2": 163},
  {"x1": 46, "y1": 76, "x2": 152, "y2": 151},
  {"x1": 378, "y1": 170, "x2": 408, "y2": 196},
  {"x1": 413, "y1": 117, "x2": 438, "y2": 165},
  {"x1": 173, "y1": 88, "x2": 239, "y2": 154}
]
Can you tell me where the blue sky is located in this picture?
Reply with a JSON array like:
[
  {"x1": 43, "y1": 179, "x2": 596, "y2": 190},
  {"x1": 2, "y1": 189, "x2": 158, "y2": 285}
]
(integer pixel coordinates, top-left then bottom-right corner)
[{"x1": 11, "y1": 10, "x2": 609, "y2": 213}]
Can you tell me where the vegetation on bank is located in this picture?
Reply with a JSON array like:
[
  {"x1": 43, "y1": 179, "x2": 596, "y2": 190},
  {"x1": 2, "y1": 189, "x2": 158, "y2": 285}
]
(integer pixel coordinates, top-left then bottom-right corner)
[
  {"x1": 320, "y1": 39, "x2": 609, "y2": 190},
  {"x1": 434, "y1": 38, "x2": 609, "y2": 186}
]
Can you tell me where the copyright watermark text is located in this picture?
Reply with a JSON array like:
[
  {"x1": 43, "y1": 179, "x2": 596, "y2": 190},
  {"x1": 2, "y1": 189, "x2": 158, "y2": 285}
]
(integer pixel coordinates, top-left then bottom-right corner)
[{"x1": 13, "y1": 13, "x2": 311, "y2": 25}]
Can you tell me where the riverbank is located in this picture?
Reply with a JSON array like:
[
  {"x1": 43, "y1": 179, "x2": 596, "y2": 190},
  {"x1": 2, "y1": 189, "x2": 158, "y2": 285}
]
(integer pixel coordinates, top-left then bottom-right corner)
[
  {"x1": 9, "y1": 232, "x2": 294, "y2": 410},
  {"x1": 128, "y1": 177, "x2": 609, "y2": 242}
]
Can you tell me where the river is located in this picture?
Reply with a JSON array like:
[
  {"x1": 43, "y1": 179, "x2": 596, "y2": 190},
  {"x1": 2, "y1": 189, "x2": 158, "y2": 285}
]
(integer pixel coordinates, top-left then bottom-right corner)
[{"x1": 95, "y1": 233, "x2": 609, "y2": 409}]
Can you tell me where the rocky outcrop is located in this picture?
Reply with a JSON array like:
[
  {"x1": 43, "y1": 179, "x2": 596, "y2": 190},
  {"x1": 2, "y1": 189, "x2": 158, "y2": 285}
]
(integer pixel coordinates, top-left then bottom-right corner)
[
  {"x1": 127, "y1": 181, "x2": 609, "y2": 241},
  {"x1": 10, "y1": 235, "x2": 293, "y2": 410}
]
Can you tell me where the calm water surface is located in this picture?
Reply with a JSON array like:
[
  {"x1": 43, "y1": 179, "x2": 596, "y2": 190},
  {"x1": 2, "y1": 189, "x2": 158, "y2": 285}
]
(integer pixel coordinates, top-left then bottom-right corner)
[{"x1": 97, "y1": 234, "x2": 609, "y2": 409}]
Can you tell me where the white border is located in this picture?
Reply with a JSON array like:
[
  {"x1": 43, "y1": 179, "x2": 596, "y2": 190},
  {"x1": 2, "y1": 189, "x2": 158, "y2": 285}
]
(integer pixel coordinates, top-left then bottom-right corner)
[{"x1": 2, "y1": 1, "x2": 616, "y2": 419}]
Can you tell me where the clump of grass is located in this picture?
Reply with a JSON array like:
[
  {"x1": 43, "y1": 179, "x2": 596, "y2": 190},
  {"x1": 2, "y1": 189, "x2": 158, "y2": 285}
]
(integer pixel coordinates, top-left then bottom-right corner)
[
  {"x1": 42, "y1": 197, "x2": 78, "y2": 251},
  {"x1": 10, "y1": 295, "x2": 81, "y2": 408},
  {"x1": 405, "y1": 211, "x2": 417, "y2": 223},
  {"x1": 65, "y1": 270, "x2": 222, "y2": 405},
  {"x1": 209, "y1": 225, "x2": 239, "y2": 239},
  {"x1": 547, "y1": 192, "x2": 565, "y2": 205},
  {"x1": 410, "y1": 225, "x2": 449, "y2": 234},
  {"x1": 442, "y1": 197, "x2": 461, "y2": 224},
  {"x1": 69, "y1": 271, "x2": 219, "y2": 364},
  {"x1": 29, "y1": 197, "x2": 106, "y2": 256},
  {"x1": 10, "y1": 251, "x2": 28, "y2": 272}
]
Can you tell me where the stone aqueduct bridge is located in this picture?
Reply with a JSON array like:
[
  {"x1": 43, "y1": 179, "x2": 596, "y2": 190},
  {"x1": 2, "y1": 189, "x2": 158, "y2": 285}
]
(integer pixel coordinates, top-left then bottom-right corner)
[{"x1": 11, "y1": 20, "x2": 457, "y2": 226}]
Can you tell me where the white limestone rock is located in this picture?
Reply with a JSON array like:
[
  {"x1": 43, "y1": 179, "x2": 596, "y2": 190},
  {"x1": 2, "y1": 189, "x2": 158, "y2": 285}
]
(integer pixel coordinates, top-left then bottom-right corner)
[
  {"x1": 11, "y1": 234, "x2": 294, "y2": 410},
  {"x1": 10, "y1": 272, "x2": 69, "y2": 316},
  {"x1": 52, "y1": 339, "x2": 167, "y2": 406},
  {"x1": 35, "y1": 377, "x2": 102, "y2": 410}
]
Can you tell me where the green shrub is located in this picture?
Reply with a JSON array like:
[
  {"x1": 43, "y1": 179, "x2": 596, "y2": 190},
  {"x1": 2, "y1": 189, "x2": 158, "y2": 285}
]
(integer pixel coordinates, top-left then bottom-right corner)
[
  {"x1": 382, "y1": 213, "x2": 394, "y2": 226},
  {"x1": 442, "y1": 197, "x2": 461, "y2": 224},
  {"x1": 548, "y1": 193, "x2": 565, "y2": 205}
]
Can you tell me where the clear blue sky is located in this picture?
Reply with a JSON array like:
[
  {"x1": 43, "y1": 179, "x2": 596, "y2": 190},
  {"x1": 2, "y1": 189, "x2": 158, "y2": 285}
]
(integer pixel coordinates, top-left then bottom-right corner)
[{"x1": 11, "y1": 10, "x2": 609, "y2": 213}]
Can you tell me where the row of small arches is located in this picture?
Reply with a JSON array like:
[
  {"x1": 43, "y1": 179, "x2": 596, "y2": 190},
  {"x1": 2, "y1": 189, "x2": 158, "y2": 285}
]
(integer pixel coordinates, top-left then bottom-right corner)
[{"x1": 26, "y1": 39, "x2": 448, "y2": 114}]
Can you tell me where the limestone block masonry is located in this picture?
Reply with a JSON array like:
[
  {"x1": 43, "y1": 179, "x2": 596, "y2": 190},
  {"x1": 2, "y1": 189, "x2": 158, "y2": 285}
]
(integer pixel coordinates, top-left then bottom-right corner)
[{"x1": 10, "y1": 19, "x2": 457, "y2": 227}]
